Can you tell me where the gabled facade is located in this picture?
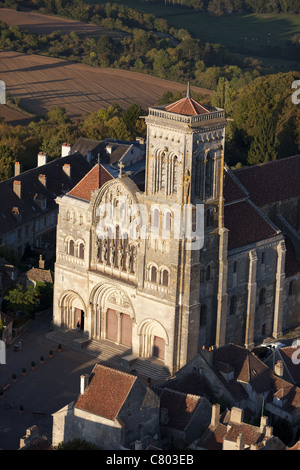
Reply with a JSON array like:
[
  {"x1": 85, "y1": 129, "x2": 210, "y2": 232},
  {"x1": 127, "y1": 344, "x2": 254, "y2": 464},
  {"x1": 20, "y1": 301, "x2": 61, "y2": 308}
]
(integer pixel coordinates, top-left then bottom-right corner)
[{"x1": 52, "y1": 364, "x2": 160, "y2": 450}]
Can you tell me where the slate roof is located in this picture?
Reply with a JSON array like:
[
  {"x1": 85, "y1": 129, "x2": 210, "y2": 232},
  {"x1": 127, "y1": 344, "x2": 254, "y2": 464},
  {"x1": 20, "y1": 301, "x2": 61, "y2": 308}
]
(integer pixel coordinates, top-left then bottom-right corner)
[
  {"x1": 212, "y1": 344, "x2": 272, "y2": 395},
  {"x1": 0, "y1": 152, "x2": 91, "y2": 235},
  {"x1": 224, "y1": 200, "x2": 278, "y2": 250},
  {"x1": 233, "y1": 154, "x2": 300, "y2": 207},
  {"x1": 74, "y1": 364, "x2": 136, "y2": 420},
  {"x1": 72, "y1": 137, "x2": 101, "y2": 158},
  {"x1": 275, "y1": 346, "x2": 300, "y2": 385},
  {"x1": 67, "y1": 164, "x2": 113, "y2": 202}
]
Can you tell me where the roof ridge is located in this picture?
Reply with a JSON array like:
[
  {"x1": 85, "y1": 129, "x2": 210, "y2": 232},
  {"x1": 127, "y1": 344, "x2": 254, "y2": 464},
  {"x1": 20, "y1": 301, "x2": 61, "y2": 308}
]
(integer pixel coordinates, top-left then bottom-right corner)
[{"x1": 162, "y1": 387, "x2": 201, "y2": 400}]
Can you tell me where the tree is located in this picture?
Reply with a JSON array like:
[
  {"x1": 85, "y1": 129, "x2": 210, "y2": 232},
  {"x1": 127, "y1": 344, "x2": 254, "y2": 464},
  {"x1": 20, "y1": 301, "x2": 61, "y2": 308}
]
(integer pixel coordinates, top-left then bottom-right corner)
[
  {"x1": 55, "y1": 438, "x2": 99, "y2": 450},
  {"x1": 0, "y1": 145, "x2": 15, "y2": 181},
  {"x1": 211, "y1": 77, "x2": 234, "y2": 115},
  {"x1": 4, "y1": 284, "x2": 38, "y2": 315},
  {"x1": 122, "y1": 103, "x2": 142, "y2": 136},
  {"x1": 247, "y1": 113, "x2": 278, "y2": 165}
]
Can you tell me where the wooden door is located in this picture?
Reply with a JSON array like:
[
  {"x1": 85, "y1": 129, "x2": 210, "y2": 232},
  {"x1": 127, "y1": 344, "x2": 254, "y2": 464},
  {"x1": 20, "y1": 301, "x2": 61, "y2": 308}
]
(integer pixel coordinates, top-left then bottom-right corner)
[
  {"x1": 121, "y1": 313, "x2": 132, "y2": 347},
  {"x1": 153, "y1": 336, "x2": 165, "y2": 360},
  {"x1": 106, "y1": 309, "x2": 118, "y2": 342}
]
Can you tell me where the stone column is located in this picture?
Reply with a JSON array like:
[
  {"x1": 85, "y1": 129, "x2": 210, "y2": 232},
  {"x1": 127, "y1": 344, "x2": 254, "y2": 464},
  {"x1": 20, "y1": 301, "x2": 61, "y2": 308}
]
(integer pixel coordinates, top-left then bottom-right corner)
[
  {"x1": 215, "y1": 227, "x2": 229, "y2": 348},
  {"x1": 273, "y1": 240, "x2": 286, "y2": 338},
  {"x1": 244, "y1": 249, "x2": 257, "y2": 349}
]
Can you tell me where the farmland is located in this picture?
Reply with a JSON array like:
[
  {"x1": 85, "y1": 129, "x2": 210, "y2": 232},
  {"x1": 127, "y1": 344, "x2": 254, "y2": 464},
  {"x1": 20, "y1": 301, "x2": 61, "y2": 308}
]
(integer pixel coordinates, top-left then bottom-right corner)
[
  {"x1": 0, "y1": 50, "x2": 212, "y2": 121},
  {"x1": 0, "y1": 7, "x2": 128, "y2": 40}
]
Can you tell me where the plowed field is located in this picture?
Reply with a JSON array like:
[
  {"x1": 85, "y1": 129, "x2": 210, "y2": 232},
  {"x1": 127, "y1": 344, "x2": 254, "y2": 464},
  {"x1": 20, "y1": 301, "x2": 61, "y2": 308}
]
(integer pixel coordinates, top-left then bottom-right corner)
[{"x1": 0, "y1": 50, "x2": 212, "y2": 121}]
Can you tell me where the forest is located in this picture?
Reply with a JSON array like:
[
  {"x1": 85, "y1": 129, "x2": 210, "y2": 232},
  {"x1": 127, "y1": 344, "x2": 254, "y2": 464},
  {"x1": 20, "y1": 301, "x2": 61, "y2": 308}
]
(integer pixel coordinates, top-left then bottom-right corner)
[{"x1": 157, "y1": 0, "x2": 300, "y2": 15}]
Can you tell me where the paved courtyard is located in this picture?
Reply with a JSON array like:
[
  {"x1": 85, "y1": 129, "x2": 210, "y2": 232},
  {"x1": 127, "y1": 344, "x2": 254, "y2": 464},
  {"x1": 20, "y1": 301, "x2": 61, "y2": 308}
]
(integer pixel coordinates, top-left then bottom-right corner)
[{"x1": 0, "y1": 312, "x2": 99, "y2": 450}]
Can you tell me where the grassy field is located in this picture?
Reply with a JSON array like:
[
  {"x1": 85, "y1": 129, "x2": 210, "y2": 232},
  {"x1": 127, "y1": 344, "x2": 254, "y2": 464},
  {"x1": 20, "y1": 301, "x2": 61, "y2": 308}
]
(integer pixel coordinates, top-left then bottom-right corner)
[{"x1": 90, "y1": 1, "x2": 300, "y2": 66}]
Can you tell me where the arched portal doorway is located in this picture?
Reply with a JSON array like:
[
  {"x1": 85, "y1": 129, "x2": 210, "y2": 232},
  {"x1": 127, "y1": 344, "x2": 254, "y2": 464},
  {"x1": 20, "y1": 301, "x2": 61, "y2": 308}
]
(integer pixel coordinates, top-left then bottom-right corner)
[
  {"x1": 59, "y1": 291, "x2": 86, "y2": 330},
  {"x1": 90, "y1": 283, "x2": 135, "y2": 348},
  {"x1": 106, "y1": 309, "x2": 133, "y2": 347},
  {"x1": 138, "y1": 319, "x2": 169, "y2": 362}
]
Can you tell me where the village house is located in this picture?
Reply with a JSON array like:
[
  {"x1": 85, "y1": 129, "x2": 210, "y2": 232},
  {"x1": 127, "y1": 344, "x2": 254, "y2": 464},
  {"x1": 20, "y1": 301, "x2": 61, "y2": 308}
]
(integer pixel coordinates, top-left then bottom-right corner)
[
  {"x1": 191, "y1": 404, "x2": 286, "y2": 450},
  {"x1": 51, "y1": 363, "x2": 160, "y2": 450},
  {"x1": 0, "y1": 148, "x2": 92, "y2": 261},
  {"x1": 265, "y1": 341, "x2": 300, "y2": 386},
  {"x1": 158, "y1": 387, "x2": 211, "y2": 448}
]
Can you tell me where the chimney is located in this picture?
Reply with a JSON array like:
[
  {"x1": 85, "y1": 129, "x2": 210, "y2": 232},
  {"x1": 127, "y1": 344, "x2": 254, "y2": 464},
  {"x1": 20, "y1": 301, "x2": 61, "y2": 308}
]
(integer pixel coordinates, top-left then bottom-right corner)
[
  {"x1": 265, "y1": 426, "x2": 273, "y2": 438},
  {"x1": 13, "y1": 180, "x2": 21, "y2": 198},
  {"x1": 63, "y1": 164, "x2": 71, "y2": 177},
  {"x1": 39, "y1": 255, "x2": 45, "y2": 270},
  {"x1": 260, "y1": 415, "x2": 268, "y2": 432},
  {"x1": 211, "y1": 403, "x2": 220, "y2": 428},
  {"x1": 135, "y1": 440, "x2": 143, "y2": 450},
  {"x1": 236, "y1": 432, "x2": 245, "y2": 450},
  {"x1": 80, "y1": 374, "x2": 89, "y2": 395},
  {"x1": 38, "y1": 174, "x2": 47, "y2": 187},
  {"x1": 14, "y1": 161, "x2": 22, "y2": 176},
  {"x1": 38, "y1": 152, "x2": 47, "y2": 167},
  {"x1": 230, "y1": 407, "x2": 244, "y2": 425},
  {"x1": 274, "y1": 360, "x2": 284, "y2": 377},
  {"x1": 61, "y1": 143, "x2": 71, "y2": 158},
  {"x1": 136, "y1": 136, "x2": 145, "y2": 146}
]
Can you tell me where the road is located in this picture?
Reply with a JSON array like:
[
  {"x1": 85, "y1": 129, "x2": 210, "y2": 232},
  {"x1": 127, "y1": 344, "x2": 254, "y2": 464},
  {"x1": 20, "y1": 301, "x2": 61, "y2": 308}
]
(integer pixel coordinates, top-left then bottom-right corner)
[{"x1": 0, "y1": 312, "x2": 99, "y2": 450}]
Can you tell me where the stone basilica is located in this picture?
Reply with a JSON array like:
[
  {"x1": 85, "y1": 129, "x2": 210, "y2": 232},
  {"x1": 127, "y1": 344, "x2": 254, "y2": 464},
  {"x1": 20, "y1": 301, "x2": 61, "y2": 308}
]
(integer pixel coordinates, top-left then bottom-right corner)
[{"x1": 52, "y1": 89, "x2": 300, "y2": 375}]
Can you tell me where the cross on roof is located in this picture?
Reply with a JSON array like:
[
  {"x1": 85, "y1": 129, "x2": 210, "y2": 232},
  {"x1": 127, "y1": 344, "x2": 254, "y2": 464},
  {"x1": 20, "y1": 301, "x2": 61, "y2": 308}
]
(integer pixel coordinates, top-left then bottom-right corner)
[{"x1": 118, "y1": 161, "x2": 125, "y2": 177}]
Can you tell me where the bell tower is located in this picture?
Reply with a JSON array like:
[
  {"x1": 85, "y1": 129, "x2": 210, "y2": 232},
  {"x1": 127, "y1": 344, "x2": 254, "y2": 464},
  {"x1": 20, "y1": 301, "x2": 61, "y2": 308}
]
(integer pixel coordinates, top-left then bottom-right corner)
[
  {"x1": 144, "y1": 85, "x2": 227, "y2": 207},
  {"x1": 143, "y1": 85, "x2": 228, "y2": 370}
]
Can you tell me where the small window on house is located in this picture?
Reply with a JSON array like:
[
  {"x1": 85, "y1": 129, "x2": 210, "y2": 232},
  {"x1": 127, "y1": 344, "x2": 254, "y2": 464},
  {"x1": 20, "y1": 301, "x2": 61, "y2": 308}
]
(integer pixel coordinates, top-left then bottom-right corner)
[
  {"x1": 288, "y1": 281, "x2": 294, "y2": 296},
  {"x1": 233, "y1": 261, "x2": 238, "y2": 273},
  {"x1": 259, "y1": 288, "x2": 265, "y2": 305},
  {"x1": 261, "y1": 252, "x2": 265, "y2": 264}
]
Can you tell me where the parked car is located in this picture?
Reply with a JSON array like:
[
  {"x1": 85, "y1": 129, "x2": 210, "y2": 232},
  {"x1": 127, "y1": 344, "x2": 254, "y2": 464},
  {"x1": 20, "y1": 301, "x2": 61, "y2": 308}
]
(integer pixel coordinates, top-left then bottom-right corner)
[{"x1": 263, "y1": 341, "x2": 286, "y2": 351}]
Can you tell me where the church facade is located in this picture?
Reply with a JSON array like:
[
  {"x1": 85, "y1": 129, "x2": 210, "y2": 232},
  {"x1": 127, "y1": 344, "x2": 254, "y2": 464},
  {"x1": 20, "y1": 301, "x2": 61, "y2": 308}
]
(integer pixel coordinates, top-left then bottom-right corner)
[{"x1": 52, "y1": 91, "x2": 300, "y2": 375}]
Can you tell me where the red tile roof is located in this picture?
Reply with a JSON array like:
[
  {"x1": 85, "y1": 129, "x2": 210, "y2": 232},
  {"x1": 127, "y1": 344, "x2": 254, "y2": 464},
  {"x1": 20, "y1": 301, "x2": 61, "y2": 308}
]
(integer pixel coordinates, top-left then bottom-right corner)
[
  {"x1": 224, "y1": 200, "x2": 278, "y2": 250},
  {"x1": 74, "y1": 364, "x2": 136, "y2": 420},
  {"x1": 68, "y1": 164, "x2": 113, "y2": 201},
  {"x1": 160, "y1": 388, "x2": 202, "y2": 430},
  {"x1": 233, "y1": 155, "x2": 300, "y2": 207},
  {"x1": 165, "y1": 97, "x2": 210, "y2": 116}
]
